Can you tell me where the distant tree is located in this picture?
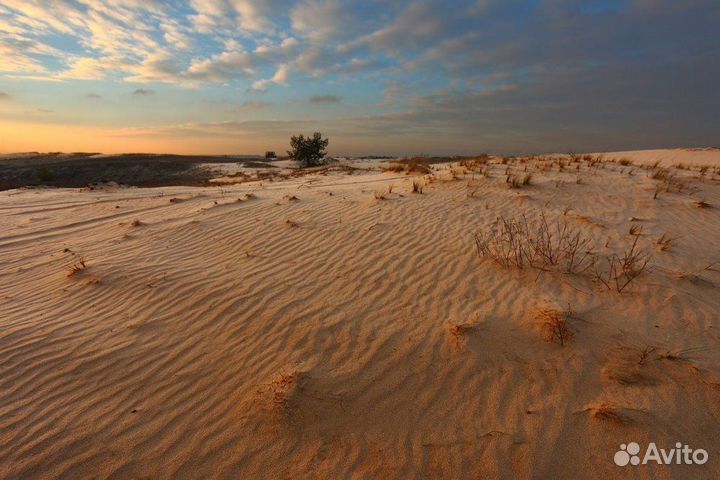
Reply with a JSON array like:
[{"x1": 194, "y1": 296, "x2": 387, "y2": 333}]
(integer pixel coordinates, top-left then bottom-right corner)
[
  {"x1": 265, "y1": 151, "x2": 276, "y2": 160},
  {"x1": 287, "y1": 132, "x2": 329, "y2": 168}
]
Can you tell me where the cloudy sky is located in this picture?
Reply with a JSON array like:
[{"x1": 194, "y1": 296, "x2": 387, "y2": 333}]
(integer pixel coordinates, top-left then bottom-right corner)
[{"x1": 0, "y1": 0, "x2": 718, "y2": 155}]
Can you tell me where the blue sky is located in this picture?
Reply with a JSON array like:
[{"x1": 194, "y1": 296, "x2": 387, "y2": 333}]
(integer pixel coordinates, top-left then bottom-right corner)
[{"x1": 0, "y1": 0, "x2": 718, "y2": 155}]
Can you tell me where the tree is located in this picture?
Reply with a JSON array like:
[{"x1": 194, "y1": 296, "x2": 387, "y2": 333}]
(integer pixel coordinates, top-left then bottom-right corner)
[{"x1": 287, "y1": 132, "x2": 329, "y2": 168}]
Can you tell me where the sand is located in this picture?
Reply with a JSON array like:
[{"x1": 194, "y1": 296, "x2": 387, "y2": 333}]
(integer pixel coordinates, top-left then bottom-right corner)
[{"x1": 1, "y1": 150, "x2": 719, "y2": 478}]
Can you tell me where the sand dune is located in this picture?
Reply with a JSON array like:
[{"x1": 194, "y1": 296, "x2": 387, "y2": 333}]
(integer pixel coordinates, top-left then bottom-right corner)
[{"x1": 1, "y1": 151, "x2": 719, "y2": 478}]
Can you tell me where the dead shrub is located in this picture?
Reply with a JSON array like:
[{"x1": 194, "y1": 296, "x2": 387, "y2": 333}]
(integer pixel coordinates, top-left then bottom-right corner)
[
  {"x1": 473, "y1": 213, "x2": 595, "y2": 273},
  {"x1": 537, "y1": 307, "x2": 575, "y2": 346},
  {"x1": 593, "y1": 233, "x2": 651, "y2": 293}
]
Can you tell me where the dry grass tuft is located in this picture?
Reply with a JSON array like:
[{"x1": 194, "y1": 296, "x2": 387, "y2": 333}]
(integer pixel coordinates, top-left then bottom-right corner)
[
  {"x1": 507, "y1": 173, "x2": 532, "y2": 188},
  {"x1": 653, "y1": 184, "x2": 663, "y2": 200},
  {"x1": 474, "y1": 212, "x2": 652, "y2": 291},
  {"x1": 537, "y1": 306, "x2": 575, "y2": 346},
  {"x1": 407, "y1": 161, "x2": 432, "y2": 174},
  {"x1": 67, "y1": 257, "x2": 87, "y2": 277},
  {"x1": 591, "y1": 404, "x2": 631, "y2": 424},
  {"x1": 285, "y1": 219, "x2": 299, "y2": 228},
  {"x1": 650, "y1": 168, "x2": 669, "y2": 181},
  {"x1": 459, "y1": 157, "x2": 489, "y2": 171},
  {"x1": 373, "y1": 191, "x2": 386, "y2": 200},
  {"x1": 412, "y1": 180, "x2": 423, "y2": 194},
  {"x1": 474, "y1": 213, "x2": 595, "y2": 273},
  {"x1": 638, "y1": 345, "x2": 657, "y2": 365},
  {"x1": 383, "y1": 163, "x2": 405, "y2": 173},
  {"x1": 385, "y1": 160, "x2": 432, "y2": 174},
  {"x1": 466, "y1": 184, "x2": 479, "y2": 198},
  {"x1": 593, "y1": 233, "x2": 651, "y2": 293},
  {"x1": 694, "y1": 199, "x2": 711, "y2": 209},
  {"x1": 265, "y1": 371, "x2": 302, "y2": 410},
  {"x1": 284, "y1": 195, "x2": 299, "y2": 202},
  {"x1": 656, "y1": 233, "x2": 675, "y2": 252},
  {"x1": 130, "y1": 219, "x2": 143, "y2": 227}
]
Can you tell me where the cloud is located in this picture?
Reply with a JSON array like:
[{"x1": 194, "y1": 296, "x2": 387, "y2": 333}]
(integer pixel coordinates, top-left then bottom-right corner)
[
  {"x1": 86, "y1": 93, "x2": 102, "y2": 99},
  {"x1": 290, "y1": 0, "x2": 345, "y2": 41},
  {"x1": 185, "y1": 50, "x2": 254, "y2": 83},
  {"x1": 309, "y1": 95, "x2": 342, "y2": 104},
  {"x1": 0, "y1": 0, "x2": 718, "y2": 153},
  {"x1": 251, "y1": 64, "x2": 289, "y2": 91},
  {"x1": 59, "y1": 57, "x2": 129, "y2": 80},
  {"x1": 188, "y1": 0, "x2": 294, "y2": 34},
  {"x1": 0, "y1": 92, "x2": 11, "y2": 100},
  {"x1": 132, "y1": 88, "x2": 155, "y2": 96},
  {"x1": 234, "y1": 100, "x2": 272, "y2": 111}
]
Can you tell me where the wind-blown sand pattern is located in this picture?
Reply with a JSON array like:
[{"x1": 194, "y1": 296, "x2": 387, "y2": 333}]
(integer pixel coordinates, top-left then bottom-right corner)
[{"x1": 1, "y1": 151, "x2": 719, "y2": 478}]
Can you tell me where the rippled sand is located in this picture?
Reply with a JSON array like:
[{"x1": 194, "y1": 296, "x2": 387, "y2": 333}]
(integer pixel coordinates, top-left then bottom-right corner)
[{"x1": 1, "y1": 151, "x2": 719, "y2": 478}]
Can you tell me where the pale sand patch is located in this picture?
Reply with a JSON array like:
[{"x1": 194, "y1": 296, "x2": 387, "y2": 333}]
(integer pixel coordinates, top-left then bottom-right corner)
[{"x1": 0, "y1": 149, "x2": 719, "y2": 478}]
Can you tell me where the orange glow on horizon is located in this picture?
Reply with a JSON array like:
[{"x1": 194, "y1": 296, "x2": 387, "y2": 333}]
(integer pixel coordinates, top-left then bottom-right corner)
[{"x1": 0, "y1": 121, "x2": 265, "y2": 155}]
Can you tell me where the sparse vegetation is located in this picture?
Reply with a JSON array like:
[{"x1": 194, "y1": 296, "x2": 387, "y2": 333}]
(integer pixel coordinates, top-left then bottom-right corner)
[
  {"x1": 650, "y1": 168, "x2": 669, "y2": 181},
  {"x1": 593, "y1": 233, "x2": 651, "y2": 293},
  {"x1": 591, "y1": 404, "x2": 630, "y2": 424},
  {"x1": 473, "y1": 213, "x2": 595, "y2": 273},
  {"x1": 638, "y1": 346, "x2": 657, "y2": 365},
  {"x1": 507, "y1": 173, "x2": 532, "y2": 188},
  {"x1": 474, "y1": 212, "x2": 652, "y2": 291},
  {"x1": 537, "y1": 306, "x2": 575, "y2": 346},
  {"x1": 656, "y1": 233, "x2": 675, "y2": 251},
  {"x1": 67, "y1": 257, "x2": 87, "y2": 277}
]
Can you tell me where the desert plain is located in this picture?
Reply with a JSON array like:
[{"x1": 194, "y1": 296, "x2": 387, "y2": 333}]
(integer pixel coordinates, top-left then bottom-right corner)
[{"x1": 1, "y1": 148, "x2": 719, "y2": 479}]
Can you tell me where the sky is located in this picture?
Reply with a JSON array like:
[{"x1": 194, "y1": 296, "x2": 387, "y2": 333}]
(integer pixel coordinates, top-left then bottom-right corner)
[{"x1": 0, "y1": 0, "x2": 718, "y2": 156}]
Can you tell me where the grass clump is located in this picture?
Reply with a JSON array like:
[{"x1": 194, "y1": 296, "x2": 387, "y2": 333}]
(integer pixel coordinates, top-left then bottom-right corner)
[
  {"x1": 537, "y1": 306, "x2": 575, "y2": 346},
  {"x1": 473, "y1": 213, "x2": 595, "y2": 273}
]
